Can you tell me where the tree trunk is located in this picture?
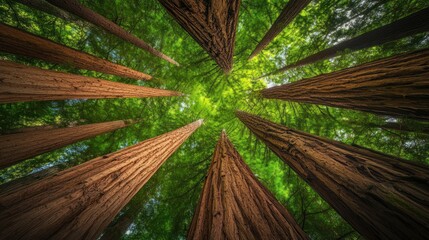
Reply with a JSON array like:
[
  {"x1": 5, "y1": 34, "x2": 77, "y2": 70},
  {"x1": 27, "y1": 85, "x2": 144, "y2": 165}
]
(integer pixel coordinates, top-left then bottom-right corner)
[
  {"x1": 46, "y1": 0, "x2": 179, "y2": 66},
  {"x1": 14, "y1": 0, "x2": 84, "y2": 24},
  {"x1": 100, "y1": 214, "x2": 133, "y2": 240},
  {"x1": 267, "y1": 6, "x2": 429, "y2": 75},
  {"x1": 0, "y1": 60, "x2": 181, "y2": 103},
  {"x1": 0, "y1": 119, "x2": 202, "y2": 240},
  {"x1": 261, "y1": 49, "x2": 429, "y2": 121},
  {"x1": 188, "y1": 131, "x2": 308, "y2": 240},
  {"x1": 248, "y1": 0, "x2": 311, "y2": 60},
  {"x1": 158, "y1": 0, "x2": 241, "y2": 73},
  {"x1": 0, "y1": 119, "x2": 137, "y2": 169},
  {"x1": 236, "y1": 111, "x2": 429, "y2": 240},
  {"x1": 0, "y1": 23, "x2": 151, "y2": 80}
]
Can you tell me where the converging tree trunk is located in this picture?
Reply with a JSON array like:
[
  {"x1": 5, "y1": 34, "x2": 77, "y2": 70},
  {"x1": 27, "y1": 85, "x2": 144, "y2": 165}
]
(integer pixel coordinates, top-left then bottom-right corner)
[
  {"x1": 261, "y1": 49, "x2": 429, "y2": 121},
  {"x1": 248, "y1": 0, "x2": 311, "y2": 60},
  {"x1": 46, "y1": 0, "x2": 179, "y2": 66},
  {"x1": 188, "y1": 131, "x2": 308, "y2": 240},
  {"x1": 0, "y1": 120, "x2": 202, "y2": 240},
  {"x1": 14, "y1": 0, "x2": 84, "y2": 24},
  {"x1": 236, "y1": 111, "x2": 429, "y2": 240},
  {"x1": 266, "y1": 6, "x2": 429, "y2": 76},
  {"x1": 0, "y1": 60, "x2": 181, "y2": 103},
  {"x1": 0, "y1": 23, "x2": 151, "y2": 80},
  {"x1": 158, "y1": 0, "x2": 241, "y2": 73},
  {"x1": 0, "y1": 119, "x2": 136, "y2": 169}
]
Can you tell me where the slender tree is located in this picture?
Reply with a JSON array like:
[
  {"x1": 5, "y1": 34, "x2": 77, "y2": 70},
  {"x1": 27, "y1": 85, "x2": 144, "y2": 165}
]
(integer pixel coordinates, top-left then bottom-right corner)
[
  {"x1": 158, "y1": 0, "x2": 241, "y2": 73},
  {"x1": 261, "y1": 49, "x2": 429, "y2": 121},
  {"x1": 236, "y1": 111, "x2": 429, "y2": 240},
  {"x1": 0, "y1": 120, "x2": 202, "y2": 240},
  {"x1": 0, "y1": 119, "x2": 137, "y2": 169},
  {"x1": 0, "y1": 60, "x2": 181, "y2": 103},
  {"x1": 0, "y1": 23, "x2": 151, "y2": 80},
  {"x1": 265, "y1": 6, "x2": 429, "y2": 76},
  {"x1": 14, "y1": 0, "x2": 84, "y2": 24},
  {"x1": 188, "y1": 131, "x2": 308, "y2": 240},
  {"x1": 46, "y1": 0, "x2": 179, "y2": 66},
  {"x1": 248, "y1": 0, "x2": 311, "y2": 60}
]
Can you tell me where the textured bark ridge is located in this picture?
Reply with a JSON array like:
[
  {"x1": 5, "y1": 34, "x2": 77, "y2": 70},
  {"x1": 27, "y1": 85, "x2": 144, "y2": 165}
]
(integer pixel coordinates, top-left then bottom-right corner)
[
  {"x1": 266, "y1": 6, "x2": 429, "y2": 75},
  {"x1": 46, "y1": 0, "x2": 179, "y2": 66},
  {"x1": 0, "y1": 120, "x2": 202, "y2": 240},
  {"x1": 158, "y1": 0, "x2": 241, "y2": 73},
  {"x1": 0, "y1": 60, "x2": 181, "y2": 103},
  {"x1": 0, "y1": 23, "x2": 151, "y2": 80},
  {"x1": 188, "y1": 131, "x2": 308, "y2": 240},
  {"x1": 0, "y1": 119, "x2": 134, "y2": 169},
  {"x1": 261, "y1": 49, "x2": 429, "y2": 121},
  {"x1": 248, "y1": 0, "x2": 311, "y2": 60},
  {"x1": 236, "y1": 111, "x2": 429, "y2": 240}
]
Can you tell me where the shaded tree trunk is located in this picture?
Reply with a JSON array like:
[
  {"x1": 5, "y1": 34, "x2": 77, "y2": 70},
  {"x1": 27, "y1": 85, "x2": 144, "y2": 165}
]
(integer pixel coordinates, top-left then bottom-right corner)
[
  {"x1": 158, "y1": 0, "x2": 241, "y2": 73},
  {"x1": 14, "y1": 0, "x2": 84, "y2": 24},
  {"x1": 0, "y1": 119, "x2": 137, "y2": 169},
  {"x1": 261, "y1": 49, "x2": 429, "y2": 121},
  {"x1": 236, "y1": 111, "x2": 429, "y2": 240},
  {"x1": 100, "y1": 214, "x2": 133, "y2": 240},
  {"x1": 0, "y1": 120, "x2": 202, "y2": 240},
  {"x1": 267, "y1": 6, "x2": 429, "y2": 75},
  {"x1": 0, "y1": 23, "x2": 151, "y2": 80},
  {"x1": 248, "y1": 0, "x2": 311, "y2": 60},
  {"x1": 0, "y1": 60, "x2": 181, "y2": 103},
  {"x1": 188, "y1": 131, "x2": 308, "y2": 239},
  {"x1": 46, "y1": 0, "x2": 179, "y2": 66}
]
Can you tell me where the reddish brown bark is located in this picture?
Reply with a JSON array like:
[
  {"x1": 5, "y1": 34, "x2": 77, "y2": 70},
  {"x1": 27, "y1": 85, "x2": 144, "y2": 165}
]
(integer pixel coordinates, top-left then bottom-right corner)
[
  {"x1": 158, "y1": 0, "x2": 241, "y2": 73},
  {"x1": 261, "y1": 49, "x2": 429, "y2": 121},
  {"x1": 266, "y1": 6, "x2": 429, "y2": 76},
  {"x1": 188, "y1": 131, "x2": 308, "y2": 240},
  {"x1": 0, "y1": 120, "x2": 202, "y2": 240},
  {"x1": 46, "y1": 0, "x2": 179, "y2": 66},
  {"x1": 248, "y1": 0, "x2": 311, "y2": 60},
  {"x1": 0, "y1": 119, "x2": 136, "y2": 170},
  {"x1": 15, "y1": 0, "x2": 84, "y2": 24},
  {"x1": 0, "y1": 23, "x2": 151, "y2": 80},
  {"x1": 0, "y1": 60, "x2": 181, "y2": 103},
  {"x1": 236, "y1": 111, "x2": 429, "y2": 240}
]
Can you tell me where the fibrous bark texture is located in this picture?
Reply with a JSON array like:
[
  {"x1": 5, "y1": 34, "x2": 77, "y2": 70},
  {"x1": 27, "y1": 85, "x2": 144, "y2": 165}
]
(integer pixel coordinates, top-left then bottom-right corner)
[
  {"x1": 188, "y1": 131, "x2": 308, "y2": 240},
  {"x1": 0, "y1": 119, "x2": 134, "y2": 169},
  {"x1": 0, "y1": 60, "x2": 181, "y2": 103},
  {"x1": 236, "y1": 111, "x2": 429, "y2": 240},
  {"x1": 267, "y1": 6, "x2": 429, "y2": 75},
  {"x1": 0, "y1": 120, "x2": 202, "y2": 240},
  {"x1": 248, "y1": 0, "x2": 311, "y2": 60},
  {"x1": 14, "y1": 0, "x2": 84, "y2": 24},
  {"x1": 0, "y1": 23, "x2": 151, "y2": 80},
  {"x1": 261, "y1": 49, "x2": 429, "y2": 121},
  {"x1": 46, "y1": 0, "x2": 179, "y2": 66},
  {"x1": 158, "y1": 0, "x2": 241, "y2": 73}
]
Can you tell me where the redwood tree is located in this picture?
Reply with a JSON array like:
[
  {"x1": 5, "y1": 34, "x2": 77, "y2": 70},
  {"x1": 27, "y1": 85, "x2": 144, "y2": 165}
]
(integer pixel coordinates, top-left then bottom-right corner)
[
  {"x1": 0, "y1": 23, "x2": 151, "y2": 80},
  {"x1": 15, "y1": 0, "x2": 84, "y2": 24},
  {"x1": 236, "y1": 111, "x2": 429, "y2": 240},
  {"x1": 0, "y1": 120, "x2": 202, "y2": 240},
  {"x1": 261, "y1": 49, "x2": 429, "y2": 121},
  {"x1": 0, "y1": 60, "x2": 181, "y2": 103},
  {"x1": 188, "y1": 131, "x2": 308, "y2": 240}
]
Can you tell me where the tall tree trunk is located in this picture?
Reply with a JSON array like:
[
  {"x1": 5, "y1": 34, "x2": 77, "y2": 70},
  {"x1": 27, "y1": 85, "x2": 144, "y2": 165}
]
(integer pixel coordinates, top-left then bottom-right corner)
[
  {"x1": 266, "y1": 6, "x2": 429, "y2": 76},
  {"x1": 188, "y1": 131, "x2": 308, "y2": 240},
  {"x1": 0, "y1": 60, "x2": 181, "y2": 103},
  {"x1": 158, "y1": 0, "x2": 241, "y2": 73},
  {"x1": 235, "y1": 111, "x2": 429, "y2": 240},
  {"x1": 0, "y1": 23, "x2": 151, "y2": 80},
  {"x1": 46, "y1": 0, "x2": 179, "y2": 66},
  {"x1": 261, "y1": 49, "x2": 429, "y2": 121},
  {"x1": 0, "y1": 119, "x2": 137, "y2": 169},
  {"x1": 248, "y1": 0, "x2": 311, "y2": 60},
  {"x1": 0, "y1": 120, "x2": 202, "y2": 240},
  {"x1": 14, "y1": 0, "x2": 84, "y2": 24}
]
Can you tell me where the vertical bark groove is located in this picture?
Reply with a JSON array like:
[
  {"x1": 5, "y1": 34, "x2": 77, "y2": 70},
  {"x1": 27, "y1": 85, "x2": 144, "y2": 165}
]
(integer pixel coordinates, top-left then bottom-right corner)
[
  {"x1": 261, "y1": 49, "x2": 429, "y2": 121},
  {"x1": 0, "y1": 120, "x2": 202, "y2": 240},
  {"x1": 0, "y1": 23, "x2": 151, "y2": 80},
  {"x1": 236, "y1": 111, "x2": 429, "y2": 240},
  {"x1": 188, "y1": 131, "x2": 308, "y2": 240}
]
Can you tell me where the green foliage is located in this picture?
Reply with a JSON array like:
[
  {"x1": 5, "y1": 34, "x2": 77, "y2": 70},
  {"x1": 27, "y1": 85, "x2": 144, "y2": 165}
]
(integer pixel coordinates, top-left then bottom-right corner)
[{"x1": 0, "y1": 0, "x2": 428, "y2": 239}]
